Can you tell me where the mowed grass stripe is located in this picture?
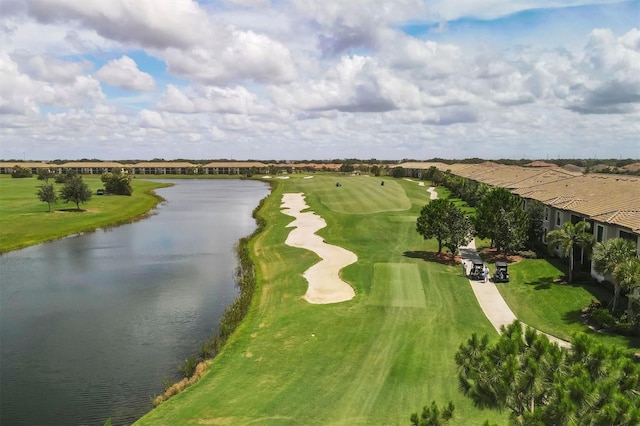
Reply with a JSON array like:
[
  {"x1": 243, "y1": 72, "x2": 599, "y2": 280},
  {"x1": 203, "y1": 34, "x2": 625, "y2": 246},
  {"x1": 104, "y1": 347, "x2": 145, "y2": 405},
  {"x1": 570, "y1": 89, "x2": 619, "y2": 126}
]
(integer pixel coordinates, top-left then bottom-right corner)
[{"x1": 368, "y1": 263, "x2": 426, "y2": 308}]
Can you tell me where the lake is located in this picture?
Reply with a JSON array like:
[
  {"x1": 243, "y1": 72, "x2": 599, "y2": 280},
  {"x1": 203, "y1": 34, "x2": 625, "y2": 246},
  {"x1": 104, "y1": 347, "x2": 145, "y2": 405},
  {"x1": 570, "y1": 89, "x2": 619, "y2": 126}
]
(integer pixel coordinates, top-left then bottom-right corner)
[{"x1": 0, "y1": 179, "x2": 271, "y2": 425}]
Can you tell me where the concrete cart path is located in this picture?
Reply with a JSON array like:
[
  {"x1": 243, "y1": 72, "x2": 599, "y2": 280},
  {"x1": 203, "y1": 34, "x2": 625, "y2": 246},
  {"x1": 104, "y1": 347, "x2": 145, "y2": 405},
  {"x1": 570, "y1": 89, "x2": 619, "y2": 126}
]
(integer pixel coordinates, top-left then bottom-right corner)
[{"x1": 459, "y1": 240, "x2": 571, "y2": 349}]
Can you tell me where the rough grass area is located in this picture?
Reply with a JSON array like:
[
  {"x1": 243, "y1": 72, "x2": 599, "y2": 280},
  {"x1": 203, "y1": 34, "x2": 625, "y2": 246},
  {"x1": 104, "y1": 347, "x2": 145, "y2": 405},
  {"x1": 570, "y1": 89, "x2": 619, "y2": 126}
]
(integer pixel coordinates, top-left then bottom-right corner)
[
  {"x1": 135, "y1": 175, "x2": 507, "y2": 425},
  {"x1": 0, "y1": 176, "x2": 170, "y2": 253}
]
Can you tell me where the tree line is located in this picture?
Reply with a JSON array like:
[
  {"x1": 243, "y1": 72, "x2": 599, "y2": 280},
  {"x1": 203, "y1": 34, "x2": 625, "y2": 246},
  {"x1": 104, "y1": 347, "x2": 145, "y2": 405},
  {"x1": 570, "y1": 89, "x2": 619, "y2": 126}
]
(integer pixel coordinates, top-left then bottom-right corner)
[
  {"x1": 416, "y1": 185, "x2": 539, "y2": 256},
  {"x1": 35, "y1": 168, "x2": 133, "y2": 212}
]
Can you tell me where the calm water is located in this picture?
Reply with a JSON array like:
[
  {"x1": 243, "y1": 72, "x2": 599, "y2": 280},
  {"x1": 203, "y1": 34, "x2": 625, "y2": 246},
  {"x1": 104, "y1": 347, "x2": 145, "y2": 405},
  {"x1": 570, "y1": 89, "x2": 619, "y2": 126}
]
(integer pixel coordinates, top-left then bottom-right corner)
[{"x1": 0, "y1": 179, "x2": 270, "y2": 425}]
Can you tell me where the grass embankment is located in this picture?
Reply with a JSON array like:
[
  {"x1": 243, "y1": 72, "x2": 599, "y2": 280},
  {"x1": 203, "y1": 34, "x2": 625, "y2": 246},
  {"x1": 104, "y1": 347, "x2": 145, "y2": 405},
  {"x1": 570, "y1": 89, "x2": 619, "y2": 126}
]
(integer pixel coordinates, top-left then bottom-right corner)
[
  {"x1": 137, "y1": 175, "x2": 507, "y2": 425},
  {"x1": 0, "y1": 176, "x2": 170, "y2": 253}
]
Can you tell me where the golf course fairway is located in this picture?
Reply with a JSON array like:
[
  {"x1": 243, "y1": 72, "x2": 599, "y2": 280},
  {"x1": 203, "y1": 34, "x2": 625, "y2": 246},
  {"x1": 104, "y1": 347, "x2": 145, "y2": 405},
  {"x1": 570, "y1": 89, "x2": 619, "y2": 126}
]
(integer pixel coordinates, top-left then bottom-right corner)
[{"x1": 135, "y1": 175, "x2": 507, "y2": 425}]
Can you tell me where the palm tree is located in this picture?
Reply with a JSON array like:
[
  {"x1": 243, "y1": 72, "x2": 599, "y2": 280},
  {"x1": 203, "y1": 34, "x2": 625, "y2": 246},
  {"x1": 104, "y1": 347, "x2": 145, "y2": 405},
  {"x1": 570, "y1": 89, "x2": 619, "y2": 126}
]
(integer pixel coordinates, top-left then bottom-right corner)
[
  {"x1": 612, "y1": 256, "x2": 640, "y2": 321},
  {"x1": 546, "y1": 221, "x2": 594, "y2": 282},
  {"x1": 592, "y1": 238, "x2": 637, "y2": 312}
]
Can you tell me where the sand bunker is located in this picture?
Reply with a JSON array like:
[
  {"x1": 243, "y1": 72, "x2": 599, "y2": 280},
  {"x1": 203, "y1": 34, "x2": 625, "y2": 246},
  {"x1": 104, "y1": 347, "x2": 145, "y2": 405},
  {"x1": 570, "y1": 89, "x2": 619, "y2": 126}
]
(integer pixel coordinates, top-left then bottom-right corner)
[{"x1": 281, "y1": 193, "x2": 357, "y2": 304}]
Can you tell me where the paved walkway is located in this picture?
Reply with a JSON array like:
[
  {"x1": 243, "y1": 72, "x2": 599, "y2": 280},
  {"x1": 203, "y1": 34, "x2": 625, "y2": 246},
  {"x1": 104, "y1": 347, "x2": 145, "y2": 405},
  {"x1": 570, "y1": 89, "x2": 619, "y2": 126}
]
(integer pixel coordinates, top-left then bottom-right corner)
[{"x1": 426, "y1": 186, "x2": 571, "y2": 348}]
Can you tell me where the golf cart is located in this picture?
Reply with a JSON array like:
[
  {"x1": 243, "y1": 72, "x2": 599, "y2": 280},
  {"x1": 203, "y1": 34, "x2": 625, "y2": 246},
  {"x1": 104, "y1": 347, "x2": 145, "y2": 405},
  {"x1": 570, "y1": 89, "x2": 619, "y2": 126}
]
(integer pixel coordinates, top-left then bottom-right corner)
[
  {"x1": 469, "y1": 259, "x2": 485, "y2": 281},
  {"x1": 493, "y1": 261, "x2": 510, "y2": 283}
]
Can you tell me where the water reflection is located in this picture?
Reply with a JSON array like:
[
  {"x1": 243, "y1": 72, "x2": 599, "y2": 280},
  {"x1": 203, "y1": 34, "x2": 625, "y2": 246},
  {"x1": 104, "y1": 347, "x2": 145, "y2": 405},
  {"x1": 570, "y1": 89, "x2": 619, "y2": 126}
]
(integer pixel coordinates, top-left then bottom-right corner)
[{"x1": 0, "y1": 179, "x2": 270, "y2": 426}]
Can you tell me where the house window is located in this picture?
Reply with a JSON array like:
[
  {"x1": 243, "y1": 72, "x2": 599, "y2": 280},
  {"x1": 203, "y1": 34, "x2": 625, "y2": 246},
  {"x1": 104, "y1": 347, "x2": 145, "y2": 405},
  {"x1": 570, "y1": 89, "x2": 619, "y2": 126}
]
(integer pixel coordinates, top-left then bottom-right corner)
[
  {"x1": 556, "y1": 211, "x2": 561, "y2": 226},
  {"x1": 542, "y1": 228, "x2": 547, "y2": 243},
  {"x1": 596, "y1": 225, "x2": 604, "y2": 243},
  {"x1": 619, "y1": 230, "x2": 638, "y2": 246},
  {"x1": 544, "y1": 207, "x2": 549, "y2": 221},
  {"x1": 521, "y1": 199, "x2": 527, "y2": 211}
]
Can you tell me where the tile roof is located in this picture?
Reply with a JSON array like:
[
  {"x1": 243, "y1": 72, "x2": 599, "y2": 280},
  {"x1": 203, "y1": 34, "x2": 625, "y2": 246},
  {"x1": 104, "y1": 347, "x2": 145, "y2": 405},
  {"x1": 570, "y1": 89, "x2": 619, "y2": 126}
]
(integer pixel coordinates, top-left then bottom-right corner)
[
  {"x1": 202, "y1": 161, "x2": 266, "y2": 168},
  {"x1": 131, "y1": 162, "x2": 198, "y2": 168},
  {"x1": 0, "y1": 162, "x2": 57, "y2": 168},
  {"x1": 512, "y1": 174, "x2": 640, "y2": 232},
  {"x1": 61, "y1": 162, "x2": 125, "y2": 168},
  {"x1": 401, "y1": 162, "x2": 639, "y2": 234}
]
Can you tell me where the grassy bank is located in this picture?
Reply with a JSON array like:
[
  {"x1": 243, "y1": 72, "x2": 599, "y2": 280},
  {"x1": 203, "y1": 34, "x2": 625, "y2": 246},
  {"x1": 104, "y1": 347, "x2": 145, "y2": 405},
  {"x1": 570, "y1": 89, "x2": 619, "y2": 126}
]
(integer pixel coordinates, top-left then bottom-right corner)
[
  {"x1": 0, "y1": 176, "x2": 170, "y2": 253},
  {"x1": 498, "y1": 259, "x2": 639, "y2": 348},
  {"x1": 136, "y1": 175, "x2": 507, "y2": 425}
]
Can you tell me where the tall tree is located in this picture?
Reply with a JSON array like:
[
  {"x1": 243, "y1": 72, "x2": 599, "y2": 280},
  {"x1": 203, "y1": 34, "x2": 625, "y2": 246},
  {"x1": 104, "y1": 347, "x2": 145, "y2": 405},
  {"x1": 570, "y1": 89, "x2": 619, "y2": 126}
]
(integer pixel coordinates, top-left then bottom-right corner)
[
  {"x1": 443, "y1": 209, "x2": 474, "y2": 255},
  {"x1": 592, "y1": 238, "x2": 637, "y2": 311},
  {"x1": 475, "y1": 187, "x2": 528, "y2": 253},
  {"x1": 37, "y1": 168, "x2": 54, "y2": 182},
  {"x1": 36, "y1": 184, "x2": 58, "y2": 212},
  {"x1": 525, "y1": 201, "x2": 545, "y2": 249},
  {"x1": 416, "y1": 198, "x2": 473, "y2": 254},
  {"x1": 391, "y1": 166, "x2": 405, "y2": 178},
  {"x1": 417, "y1": 199, "x2": 452, "y2": 253},
  {"x1": 546, "y1": 221, "x2": 594, "y2": 282},
  {"x1": 59, "y1": 175, "x2": 92, "y2": 211}
]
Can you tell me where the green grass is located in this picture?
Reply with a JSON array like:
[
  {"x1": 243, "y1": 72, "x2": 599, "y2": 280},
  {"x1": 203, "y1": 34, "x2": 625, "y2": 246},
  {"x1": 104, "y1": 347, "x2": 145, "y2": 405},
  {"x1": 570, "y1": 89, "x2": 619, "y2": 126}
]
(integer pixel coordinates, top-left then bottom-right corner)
[
  {"x1": 0, "y1": 176, "x2": 170, "y2": 253},
  {"x1": 291, "y1": 175, "x2": 412, "y2": 214},
  {"x1": 368, "y1": 263, "x2": 427, "y2": 308},
  {"x1": 136, "y1": 174, "x2": 507, "y2": 425},
  {"x1": 497, "y1": 259, "x2": 640, "y2": 349}
]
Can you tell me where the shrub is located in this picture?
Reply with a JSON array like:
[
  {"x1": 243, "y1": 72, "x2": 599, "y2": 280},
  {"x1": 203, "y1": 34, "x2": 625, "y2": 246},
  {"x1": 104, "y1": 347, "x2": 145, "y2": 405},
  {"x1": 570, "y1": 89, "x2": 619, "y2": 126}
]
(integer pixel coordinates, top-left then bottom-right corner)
[
  {"x1": 517, "y1": 249, "x2": 537, "y2": 259},
  {"x1": 11, "y1": 165, "x2": 32, "y2": 178},
  {"x1": 590, "y1": 307, "x2": 635, "y2": 336},
  {"x1": 54, "y1": 170, "x2": 77, "y2": 184},
  {"x1": 591, "y1": 307, "x2": 617, "y2": 329}
]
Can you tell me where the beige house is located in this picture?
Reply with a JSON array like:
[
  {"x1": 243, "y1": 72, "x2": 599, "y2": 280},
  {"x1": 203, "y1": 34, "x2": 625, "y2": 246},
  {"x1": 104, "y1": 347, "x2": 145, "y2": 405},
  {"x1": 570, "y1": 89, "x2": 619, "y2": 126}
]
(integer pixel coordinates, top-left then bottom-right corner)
[
  {"x1": 129, "y1": 162, "x2": 199, "y2": 175},
  {"x1": 202, "y1": 161, "x2": 267, "y2": 175},
  {"x1": 0, "y1": 162, "x2": 57, "y2": 174},
  {"x1": 59, "y1": 162, "x2": 126, "y2": 175}
]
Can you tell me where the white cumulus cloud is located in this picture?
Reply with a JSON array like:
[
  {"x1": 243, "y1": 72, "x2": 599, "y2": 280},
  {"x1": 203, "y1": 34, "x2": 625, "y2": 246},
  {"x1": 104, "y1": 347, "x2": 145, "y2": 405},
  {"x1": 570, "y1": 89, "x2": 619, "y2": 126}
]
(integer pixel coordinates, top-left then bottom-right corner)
[{"x1": 95, "y1": 56, "x2": 155, "y2": 91}]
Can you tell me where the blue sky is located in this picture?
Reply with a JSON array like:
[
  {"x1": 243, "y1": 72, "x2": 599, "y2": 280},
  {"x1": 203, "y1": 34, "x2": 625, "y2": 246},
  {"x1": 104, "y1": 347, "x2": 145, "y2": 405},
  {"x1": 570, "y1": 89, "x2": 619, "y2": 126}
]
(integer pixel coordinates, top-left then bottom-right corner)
[{"x1": 0, "y1": 0, "x2": 638, "y2": 160}]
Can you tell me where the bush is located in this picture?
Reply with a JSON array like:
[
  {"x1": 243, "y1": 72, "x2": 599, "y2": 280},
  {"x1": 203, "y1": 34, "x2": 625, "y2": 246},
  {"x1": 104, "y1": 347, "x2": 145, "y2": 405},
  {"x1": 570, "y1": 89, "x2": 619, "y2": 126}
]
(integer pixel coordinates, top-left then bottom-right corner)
[
  {"x1": 391, "y1": 166, "x2": 405, "y2": 178},
  {"x1": 54, "y1": 170, "x2": 77, "y2": 184},
  {"x1": 11, "y1": 165, "x2": 32, "y2": 178},
  {"x1": 101, "y1": 172, "x2": 133, "y2": 195},
  {"x1": 591, "y1": 307, "x2": 617, "y2": 328},
  {"x1": 517, "y1": 250, "x2": 537, "y2": 259},
  {"x1": 589, "y1": 307, "x2": 636, "y2": 337}
]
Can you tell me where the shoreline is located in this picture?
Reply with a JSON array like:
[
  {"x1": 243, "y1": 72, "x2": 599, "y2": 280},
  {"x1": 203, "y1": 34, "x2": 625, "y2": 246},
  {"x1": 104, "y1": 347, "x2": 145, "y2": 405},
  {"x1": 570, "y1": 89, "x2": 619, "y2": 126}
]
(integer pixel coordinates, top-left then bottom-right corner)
[
  {"x1": 142, "y1": 179, "x2": 275, "y2": 410},
  {"x1": 0, "y1": 179, "x2": 172, "y2": 254}
]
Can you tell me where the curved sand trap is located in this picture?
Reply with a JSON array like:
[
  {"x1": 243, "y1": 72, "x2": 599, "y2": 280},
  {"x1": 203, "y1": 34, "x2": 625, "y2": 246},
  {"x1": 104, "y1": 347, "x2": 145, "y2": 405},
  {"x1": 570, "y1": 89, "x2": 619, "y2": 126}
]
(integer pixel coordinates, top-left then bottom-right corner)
[{"x1": 281, "y1": 193, "x2": 357, "y2": 304}]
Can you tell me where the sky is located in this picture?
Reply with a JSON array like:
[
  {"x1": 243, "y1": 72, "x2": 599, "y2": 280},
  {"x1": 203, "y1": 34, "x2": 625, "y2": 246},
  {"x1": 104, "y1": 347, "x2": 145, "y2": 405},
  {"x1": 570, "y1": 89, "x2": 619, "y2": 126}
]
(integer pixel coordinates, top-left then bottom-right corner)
[{"x1": 0, "y1": 0, "x2": 639, "y2": 161}]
